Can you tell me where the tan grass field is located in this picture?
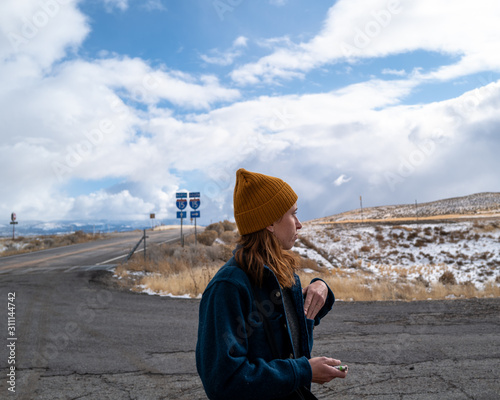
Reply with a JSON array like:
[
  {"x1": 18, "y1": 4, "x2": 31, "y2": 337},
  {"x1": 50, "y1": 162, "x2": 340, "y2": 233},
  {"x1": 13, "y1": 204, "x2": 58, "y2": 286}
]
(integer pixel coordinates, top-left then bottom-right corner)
[
  {"x1": 117, "y1": 259, "x2": 500, "y2": 301},
  {"x1": 297, "y1": 270, "x2": 500, "y2": 301},
  {"x1": 115, "y1": 220, "x2": 500, "y2": 301}
]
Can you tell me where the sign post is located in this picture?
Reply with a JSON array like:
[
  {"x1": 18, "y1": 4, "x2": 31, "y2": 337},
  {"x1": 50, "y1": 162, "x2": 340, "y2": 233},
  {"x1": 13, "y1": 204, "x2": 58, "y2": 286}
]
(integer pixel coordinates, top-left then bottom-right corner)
[
  {"x1": 189, "y1": 192, "x2": 201, "y2": 245},
  {"x1": 176, "y1": 193, "x2": 188, "y2": 246},
  {"x1": 10, "y1": 213, "x2": 18, "y2": 239}
]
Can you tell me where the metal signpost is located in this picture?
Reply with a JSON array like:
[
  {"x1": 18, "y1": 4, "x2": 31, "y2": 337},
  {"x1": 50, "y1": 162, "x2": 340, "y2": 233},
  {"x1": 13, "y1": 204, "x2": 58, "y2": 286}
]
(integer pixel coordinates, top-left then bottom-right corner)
[
  {"x1": 176, "y1": 193, "x2": 188, "y2": 246},
  {"x1": 189, "y1": 192, "x2": 201, "y2": 244},
  {"x1": 10, "y1": 213, "x2": 18, "y2": 239},
  {"x1": 126, "y1": 229, "x2": 148, "y2": 262}
]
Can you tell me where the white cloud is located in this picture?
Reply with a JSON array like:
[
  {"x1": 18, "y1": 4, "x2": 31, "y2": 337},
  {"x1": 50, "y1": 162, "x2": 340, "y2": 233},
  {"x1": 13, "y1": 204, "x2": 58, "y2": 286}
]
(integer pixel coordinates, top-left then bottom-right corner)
[
  {"x1": 382, "y1": 68, "x2": 406, "y2": 76},
  {"x1": 0, "y1": 52, "x2": 240, "y2": 216},
  {"x1": 231, "y1": 0, "x2": 500, "y2": 85},
  {"x1": 142, "y1": 0, "x2": 166, "y2": 12},
  {"x1": 103, "y1": 0, "x2": 128, "y2": 12},
  {"x1": 92, "y1": 57, "x2": 240, "y2": 109},
  {"x1": 233, "y1": 36, "x2": 248, "y2": 47},
  {"x1": 0, "y1": 0, "x2": 89, "y2": 68},
  {"x1": 334, "y1": 175, "x2": 352, "y2": 186},
  {"x1": 66, "y1": 190, "x2": 155, "y2": 221},
  {"x1": 2, "y1": 70, "x2": 499, "y2": 221},
  {"x1": 200, "y1": 36, "x2": 248, "y2": 66},
  {"x1": 0, "y1": 0, "x2": 499, "y2": 224},
  {"x1": 0, "y1": 0, "x2": 240, "y2": 221},
  {"x1": 163, "y1": 78, "x2": 500, "y2": 219}
]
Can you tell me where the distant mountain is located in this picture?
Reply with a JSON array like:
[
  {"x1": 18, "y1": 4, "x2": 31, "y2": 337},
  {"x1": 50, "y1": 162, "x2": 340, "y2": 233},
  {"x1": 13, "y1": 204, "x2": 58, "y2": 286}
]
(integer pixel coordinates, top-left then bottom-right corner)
[
  {"x1": 0, "y1": 219, "x2": 180, "y2": 237},
  {"x1": 316, "y1": 192, "x2": 500, "y2": 223}
]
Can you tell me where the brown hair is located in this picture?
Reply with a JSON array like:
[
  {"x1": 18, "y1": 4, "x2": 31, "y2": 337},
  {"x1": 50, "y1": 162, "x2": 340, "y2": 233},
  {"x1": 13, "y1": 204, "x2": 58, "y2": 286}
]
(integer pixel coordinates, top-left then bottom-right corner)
[{"x1": 235, "y1": 228, "x2": 299, "y2": 288}]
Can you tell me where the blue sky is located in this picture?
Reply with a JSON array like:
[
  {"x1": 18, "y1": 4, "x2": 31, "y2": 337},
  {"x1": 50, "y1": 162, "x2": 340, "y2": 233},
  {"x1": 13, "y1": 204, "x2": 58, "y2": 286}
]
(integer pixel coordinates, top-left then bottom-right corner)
[{"x1": 1, "y1": 0, "x2": 499, "y2": 227}]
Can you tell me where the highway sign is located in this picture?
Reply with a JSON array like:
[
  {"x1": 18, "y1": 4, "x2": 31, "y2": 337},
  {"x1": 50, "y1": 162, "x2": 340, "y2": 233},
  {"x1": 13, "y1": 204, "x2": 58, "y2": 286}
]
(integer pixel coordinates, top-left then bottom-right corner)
[
  {"x1": 176, "y1": 199, "x2": 187, "y2": 210},
  {"x1": 189, "y1": 198, "x2": 200, "y2": 210},
  {"x1": 177, "y1": 211, "x2": 187, "y2": 218},
  {"x1": 190, "y1": 211, "x2": 200, "y2": 218},
  {"x1": 176, "y1": 192, "x2": 188, "y2": 198},
  {"x1": 10, "y1": 213, "x2": 18, "y2": 239},
  {"x1": 189, "y1": 192, "x2": 200, "y2": 198}
]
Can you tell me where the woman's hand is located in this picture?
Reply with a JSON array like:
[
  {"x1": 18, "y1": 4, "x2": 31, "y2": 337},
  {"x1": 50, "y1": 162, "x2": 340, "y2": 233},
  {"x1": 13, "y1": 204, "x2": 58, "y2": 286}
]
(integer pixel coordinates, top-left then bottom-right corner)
[
  {"x1": 302, "y1": 280, "x2": 328, "y2": 319},
  {"x1": 309, "y1": 357, "x2": 347, "y2": 384}
]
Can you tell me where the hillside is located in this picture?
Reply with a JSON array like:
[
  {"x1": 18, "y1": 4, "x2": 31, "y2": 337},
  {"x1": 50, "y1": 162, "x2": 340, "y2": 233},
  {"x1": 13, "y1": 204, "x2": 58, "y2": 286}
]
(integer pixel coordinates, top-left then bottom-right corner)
[
  {"x1": 314, "y1": 192, "x2": 500, "y2": 223},
  {"x1": 296, "y1": 193, "x2": 500, "y2": 292}
]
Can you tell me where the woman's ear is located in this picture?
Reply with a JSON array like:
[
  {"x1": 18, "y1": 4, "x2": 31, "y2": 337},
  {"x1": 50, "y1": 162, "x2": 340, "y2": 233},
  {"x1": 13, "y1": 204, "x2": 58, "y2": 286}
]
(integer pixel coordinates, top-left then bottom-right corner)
[{"x1": 266, "y1": 225, "x2": 274, "y2": 233}]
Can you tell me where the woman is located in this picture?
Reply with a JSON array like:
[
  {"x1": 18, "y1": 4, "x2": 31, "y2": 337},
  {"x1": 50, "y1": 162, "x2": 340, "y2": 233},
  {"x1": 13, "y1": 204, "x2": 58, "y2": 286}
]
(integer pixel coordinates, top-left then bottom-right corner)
[{"x1": 196, "y1": 168, "x2": 346, "y2": 400}]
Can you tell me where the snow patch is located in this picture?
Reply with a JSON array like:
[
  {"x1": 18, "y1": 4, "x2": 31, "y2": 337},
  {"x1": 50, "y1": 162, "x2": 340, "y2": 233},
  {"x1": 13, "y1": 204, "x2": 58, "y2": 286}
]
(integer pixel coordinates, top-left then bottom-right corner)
[
  {"x1": 298, "y1": 220, "x2": 500, "y2": 289},
  {"x1": 138, "y1": 285, "x2": 193, "y2": 299}
]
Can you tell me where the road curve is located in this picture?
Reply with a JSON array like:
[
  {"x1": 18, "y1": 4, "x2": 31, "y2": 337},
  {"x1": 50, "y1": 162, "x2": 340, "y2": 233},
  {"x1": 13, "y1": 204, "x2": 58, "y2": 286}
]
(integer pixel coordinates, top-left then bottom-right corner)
[{"x1": 0, "y1": 228, "x2": 191, "y2": 274}]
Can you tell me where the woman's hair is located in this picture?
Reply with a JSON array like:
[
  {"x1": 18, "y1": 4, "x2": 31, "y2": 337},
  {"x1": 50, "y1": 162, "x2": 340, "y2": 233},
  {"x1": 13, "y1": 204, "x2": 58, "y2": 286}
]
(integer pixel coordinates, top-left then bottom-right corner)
[{"x1": 235, "y1": 228, "x2": 299, "y2": 288}]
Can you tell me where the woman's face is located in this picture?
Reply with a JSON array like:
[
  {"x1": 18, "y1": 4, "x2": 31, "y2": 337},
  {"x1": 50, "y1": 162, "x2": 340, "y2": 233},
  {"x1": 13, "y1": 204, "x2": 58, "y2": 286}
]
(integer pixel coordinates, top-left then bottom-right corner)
[{"x1": 267, "y1": 203, "x2": 302, "y2": 250}]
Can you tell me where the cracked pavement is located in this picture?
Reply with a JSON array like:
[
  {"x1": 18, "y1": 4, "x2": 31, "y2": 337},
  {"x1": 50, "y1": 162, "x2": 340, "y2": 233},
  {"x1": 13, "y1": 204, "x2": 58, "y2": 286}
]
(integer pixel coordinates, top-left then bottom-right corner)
[{"x1": 0, "y1": 267, "x2": 499, "y2": 399}]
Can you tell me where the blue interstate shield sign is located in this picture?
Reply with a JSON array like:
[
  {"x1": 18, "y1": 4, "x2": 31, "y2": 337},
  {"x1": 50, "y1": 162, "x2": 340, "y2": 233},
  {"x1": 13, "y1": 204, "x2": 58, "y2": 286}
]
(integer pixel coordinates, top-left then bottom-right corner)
[
  {"x1": 176, "y1": 199, "x2": 187, "y2": 210},
  {"x1": 189, "y1": 198, "x2": 200, "y2": 210}
]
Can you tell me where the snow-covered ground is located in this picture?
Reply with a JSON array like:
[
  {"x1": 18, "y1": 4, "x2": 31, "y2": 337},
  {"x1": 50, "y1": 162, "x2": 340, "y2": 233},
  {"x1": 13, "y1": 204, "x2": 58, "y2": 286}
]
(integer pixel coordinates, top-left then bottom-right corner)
[
  {"x1": 0, "y1": 240, "x2": 28, "y2": 254},
  {"x1": 319, "y1": 192, "x2": 500, "y2": 222},
  {"x1": 296, "y1": 219, "x2": 500, "y2": 289}
]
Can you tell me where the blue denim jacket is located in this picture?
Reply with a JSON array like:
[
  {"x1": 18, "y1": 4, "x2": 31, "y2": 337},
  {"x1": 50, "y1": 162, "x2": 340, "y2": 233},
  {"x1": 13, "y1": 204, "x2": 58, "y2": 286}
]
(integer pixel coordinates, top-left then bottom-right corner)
[{"x1": 196, "y1": 256, "x2": 335, "y2": 400}]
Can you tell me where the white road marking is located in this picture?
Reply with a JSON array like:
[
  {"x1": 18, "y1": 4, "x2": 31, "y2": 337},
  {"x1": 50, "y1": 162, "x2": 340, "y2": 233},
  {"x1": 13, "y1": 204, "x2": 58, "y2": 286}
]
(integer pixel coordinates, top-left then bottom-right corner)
[{"x1": 97, "y1": 254, "x2": 128, "y2": 264}]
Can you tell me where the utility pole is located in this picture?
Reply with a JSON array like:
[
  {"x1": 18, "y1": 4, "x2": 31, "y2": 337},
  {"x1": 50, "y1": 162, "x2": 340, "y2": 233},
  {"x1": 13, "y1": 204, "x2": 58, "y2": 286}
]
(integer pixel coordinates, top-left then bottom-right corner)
[
  {"x1": 415, "y1": 199, "x2": 419, "y2": 224},
  {"x1": 360, "y1": 196, "x2": 364, "y2": 222}
]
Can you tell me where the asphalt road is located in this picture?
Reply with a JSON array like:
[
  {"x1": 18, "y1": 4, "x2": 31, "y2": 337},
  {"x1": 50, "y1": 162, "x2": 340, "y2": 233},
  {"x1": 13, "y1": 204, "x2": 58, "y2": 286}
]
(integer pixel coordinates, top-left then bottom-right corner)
[
  {"x1": 0, "y1": 237, "x2": 499, "y2": 399},
  {"x1": 0, "y1": 228, "x2": 191, "y2": 274}
]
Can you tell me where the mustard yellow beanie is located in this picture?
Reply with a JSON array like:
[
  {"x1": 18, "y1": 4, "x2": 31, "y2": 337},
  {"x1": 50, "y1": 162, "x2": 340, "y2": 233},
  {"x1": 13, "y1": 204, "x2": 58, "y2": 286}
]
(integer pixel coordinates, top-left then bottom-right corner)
[{"x1": 233, "y1": 168, "x2": 298, "y2": 235}]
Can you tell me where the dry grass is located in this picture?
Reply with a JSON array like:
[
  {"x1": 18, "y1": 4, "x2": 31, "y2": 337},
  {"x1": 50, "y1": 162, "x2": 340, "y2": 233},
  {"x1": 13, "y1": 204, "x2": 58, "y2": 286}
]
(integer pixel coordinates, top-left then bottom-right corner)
[
  {"x1": 473, "y1": 221, "x2": 500, "y2": 233},
  {"x1": 296, "y1": 269, "x2": 500, "y2": 301},
  {"x1": 118, "y1": 251, "x2": 500, "y2": 301},
  {"x1": 137, "y1": 266, "x2": 220, "y2": 297},
  {"x1": 116, "y1": 220, "x2": 238, "y2": 298},
  {"x1": 0, "y1": 230, "x2": 107, "y2": 257}
]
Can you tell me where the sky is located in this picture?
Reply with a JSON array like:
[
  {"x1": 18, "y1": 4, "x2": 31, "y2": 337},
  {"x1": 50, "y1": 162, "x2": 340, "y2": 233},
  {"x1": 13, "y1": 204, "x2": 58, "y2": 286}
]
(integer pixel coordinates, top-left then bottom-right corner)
[{"x1": 1, "y1": 0, "x2": 499, "y2": 227}]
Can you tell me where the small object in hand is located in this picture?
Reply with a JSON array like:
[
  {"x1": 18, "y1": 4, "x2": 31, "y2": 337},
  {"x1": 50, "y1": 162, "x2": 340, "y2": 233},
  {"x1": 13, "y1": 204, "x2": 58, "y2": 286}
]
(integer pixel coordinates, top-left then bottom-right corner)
[{"x1": 334, "y1": 365, "x2": 348, "y2": 372}]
